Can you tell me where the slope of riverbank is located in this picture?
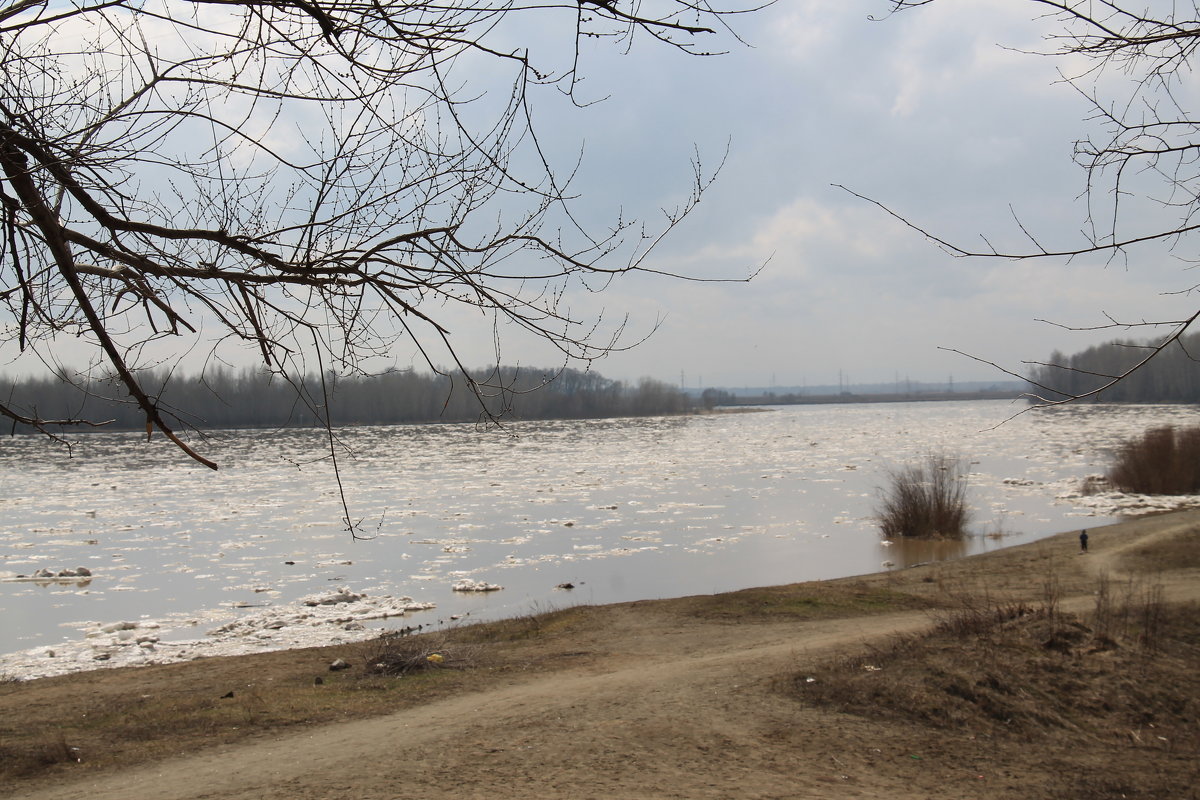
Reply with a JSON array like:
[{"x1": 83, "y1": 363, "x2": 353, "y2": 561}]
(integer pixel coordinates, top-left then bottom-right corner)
[{"x1": 4, "y1": 511, "x2": 1199, "y2": 799}]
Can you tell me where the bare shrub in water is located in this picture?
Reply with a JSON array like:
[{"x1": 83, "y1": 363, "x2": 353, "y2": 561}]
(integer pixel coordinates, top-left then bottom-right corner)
[
  {"x1": 1108, "y1": 425, "x2": 1200, "y2": 495},
  {"x1": 877, "y1": 452, "x2": 970, "y2": 539}
]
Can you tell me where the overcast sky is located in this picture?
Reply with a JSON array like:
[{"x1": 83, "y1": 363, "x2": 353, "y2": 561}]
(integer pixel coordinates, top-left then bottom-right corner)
[
  {"x1": 5, "y1": 0, "x2": 1195, "y2": 391},
  {"x1": 483, "y1": 0, "x2": 1197, "y2": 390}
]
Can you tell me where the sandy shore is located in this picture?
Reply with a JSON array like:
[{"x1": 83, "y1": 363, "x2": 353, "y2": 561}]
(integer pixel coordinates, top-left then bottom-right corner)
[{"x1": 5, "y1": 510, "x2": 1199, "y2": 799}]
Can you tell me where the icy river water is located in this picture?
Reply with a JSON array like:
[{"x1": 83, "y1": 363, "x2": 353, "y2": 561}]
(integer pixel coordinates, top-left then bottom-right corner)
[{"x1": 3, "y1": 399, "x2": 1198, "y2": 678}]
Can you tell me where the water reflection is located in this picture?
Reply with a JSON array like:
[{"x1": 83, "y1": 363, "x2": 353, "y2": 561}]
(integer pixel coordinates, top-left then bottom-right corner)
[{"x1": 879, "y1": 536, "x2": 968, "y2": 569}]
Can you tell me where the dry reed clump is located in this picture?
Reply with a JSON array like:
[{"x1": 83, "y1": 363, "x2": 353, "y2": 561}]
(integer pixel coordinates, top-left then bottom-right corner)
[
  {"x1": 790, "y1": 581, "x2": 1197, "y2": 741},
  {"x1": 1107, "y1": 425, "x2": 1200, "y2": 495},
  {"x1": 358, "y1": 633, "x2": 477, "y2": 677},
  {"x1": 876, "y1": 451, "x2": 970, "y2": 539}
]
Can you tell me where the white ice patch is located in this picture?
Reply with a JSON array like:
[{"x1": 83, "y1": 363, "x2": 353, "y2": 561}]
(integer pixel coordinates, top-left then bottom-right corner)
[
  {"x1": 0, "y1": 587, "x2": 435, "y2": 681},
  {"x1": 451, "y1": 579, "x2": 503, "y2": 592},
  {"x1": 1058, "y1": 490, "x2": 1200, "y2": 517}
]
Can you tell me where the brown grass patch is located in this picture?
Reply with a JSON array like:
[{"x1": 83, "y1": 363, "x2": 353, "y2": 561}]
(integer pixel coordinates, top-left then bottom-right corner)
[
  {"x1": 1113, "y1": 524, "x2": 1200, "y2": 572},
  {"x1": 790, "y1": 587, "x2": 1200, "y2": 798},
  {"x1": 793, "y1": 590, "x2": 1199, "y2": 733},
  {"x1": 446, "y1": 604, "x2": 598, "y2": 643},
  {"x1": 0, "y1": 643, "x2": 461, "y2": 781},
  {"x1": 659, "y1": 581, "x2": 939, "y2": 622}
]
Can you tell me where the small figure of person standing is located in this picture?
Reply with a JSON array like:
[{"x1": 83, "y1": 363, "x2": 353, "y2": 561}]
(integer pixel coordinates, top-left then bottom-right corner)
[{"x1": 1080, "y1": 529, "x2": 1088, "y2": 553}]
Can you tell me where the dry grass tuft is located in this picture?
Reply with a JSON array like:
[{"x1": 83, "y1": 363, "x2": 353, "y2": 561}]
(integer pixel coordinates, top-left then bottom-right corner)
[
  {"x1": 359, "y1": 633, "x2": 478, "y2": 676},
  {"x1": 447, "y1": 604, "x2": 594, "y2": 643}
]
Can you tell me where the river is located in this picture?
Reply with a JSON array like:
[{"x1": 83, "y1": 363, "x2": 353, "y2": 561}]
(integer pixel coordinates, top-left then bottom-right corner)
[{"x1": 2, "y1": 399, "x2": 1197, "y2": 677}]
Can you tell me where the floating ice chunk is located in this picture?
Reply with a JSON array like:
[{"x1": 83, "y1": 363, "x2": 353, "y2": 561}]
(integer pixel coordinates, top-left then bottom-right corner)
[
  {"x1": 303, "y1": 589, "x2": 364, "y2": 606},
  {"x1": 451, "y1": 579, "x2": 503, "y2": 593}
]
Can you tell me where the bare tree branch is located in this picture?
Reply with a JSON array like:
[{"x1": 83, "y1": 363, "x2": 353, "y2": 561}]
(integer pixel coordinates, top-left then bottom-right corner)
[
  {"x1": 859, "y1": 1, "x2": 1200, "y2": 403},
  {"x1": 0, "y1": 0, "x2": 766, "y2": 466}
]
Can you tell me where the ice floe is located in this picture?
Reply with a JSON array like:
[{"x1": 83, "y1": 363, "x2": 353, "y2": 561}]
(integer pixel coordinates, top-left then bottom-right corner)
[
  {"x1": 451, "y1": 579, "x2": 503, "y2": 593},
  {"x1": 0, "y1": 587, "x2": 434, "y2": 681},
  {"x1": 1056, "y1": 489, "x2": 1200, "y2": 517}
]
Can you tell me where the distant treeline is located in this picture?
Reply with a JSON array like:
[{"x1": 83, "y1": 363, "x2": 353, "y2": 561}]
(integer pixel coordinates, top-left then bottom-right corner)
[
  {"x1": 1, "y1": 366, "x2": 694, "y2": 432},
  {"x1": 1028, "y1": 332, "x2": 1200, "y2": 403}
]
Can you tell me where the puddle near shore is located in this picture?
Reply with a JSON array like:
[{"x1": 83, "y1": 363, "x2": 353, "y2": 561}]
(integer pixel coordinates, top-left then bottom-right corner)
[{"x1": 2, "y1": 400, "x2": 1198, "y2": 679}]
